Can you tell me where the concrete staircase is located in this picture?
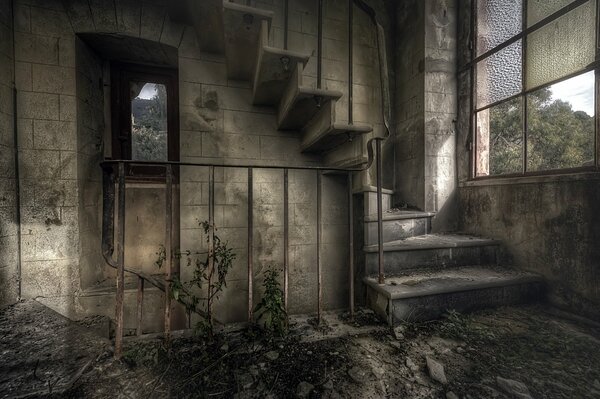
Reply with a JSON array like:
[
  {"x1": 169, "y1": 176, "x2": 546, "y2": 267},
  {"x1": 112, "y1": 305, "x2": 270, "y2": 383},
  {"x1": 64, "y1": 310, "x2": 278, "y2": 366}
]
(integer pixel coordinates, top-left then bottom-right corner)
[
  {"x1": 178, "y1": 0, "x2": 371, "y2": 168},
  {"x1": 361, "y1": 194, "x2": 545, "y2": 326}
]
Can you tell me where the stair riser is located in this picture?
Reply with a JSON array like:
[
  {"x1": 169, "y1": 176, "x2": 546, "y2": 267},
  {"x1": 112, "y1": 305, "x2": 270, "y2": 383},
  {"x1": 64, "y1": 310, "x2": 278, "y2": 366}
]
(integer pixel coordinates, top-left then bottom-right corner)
[
  {"x1": 366, "y1": 282, "x2": 545, "y2": 325},
  {"x1": 364, "y1": 217, "x2": 431, "y2": 245},
  {"x1": 363, "y1": 191, "x2": 392, "y2": 215},
  {"x1": 365, "y1": 245, "x2": 500, "y2": 275}
]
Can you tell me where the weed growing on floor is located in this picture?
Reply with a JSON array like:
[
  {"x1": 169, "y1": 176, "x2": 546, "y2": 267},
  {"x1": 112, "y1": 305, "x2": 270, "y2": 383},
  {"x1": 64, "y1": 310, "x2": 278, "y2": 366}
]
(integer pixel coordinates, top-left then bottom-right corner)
[
  {"x1": 255, "y1": 267, "x2": 288, "y2": 337},
  {"x1": 156, "y1": 220, "x2": 236, "y2": 338}
]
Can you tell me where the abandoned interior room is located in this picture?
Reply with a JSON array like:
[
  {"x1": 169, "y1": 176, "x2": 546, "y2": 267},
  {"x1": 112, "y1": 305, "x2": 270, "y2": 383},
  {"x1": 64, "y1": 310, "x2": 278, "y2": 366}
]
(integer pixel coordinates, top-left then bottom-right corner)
[{"x1": 1, "y1": 0, "x2": 600, "y2": 397}]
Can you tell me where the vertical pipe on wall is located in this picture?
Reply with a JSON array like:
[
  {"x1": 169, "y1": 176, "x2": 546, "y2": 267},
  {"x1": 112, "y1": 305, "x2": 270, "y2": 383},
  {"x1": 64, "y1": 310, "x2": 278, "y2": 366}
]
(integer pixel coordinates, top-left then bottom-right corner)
[
  {"x1": 248, "y1": 168, "x2": 254, "y2": 322},
  {"x1": 115, "y1": 162, "x2": 126, "y2": 358},
  {"x1": 283, "y1": 168, "x2": 289, "y2": 310},
  {"x1": 348, "y1": 0, "x2": 353, "y2": 124},
  {"x1": 347, "y1": 172, "x2": 354, "y2": 317},
  {"x1": 164, "y1": 164, "x2": 173, "y2": 344},
  {"x1": 317, "y1": 0, "x2": 323, "y2": 89},
  {"x1": 208, "y1": 166, "x2": 215, "y2": 326},
  {"x1": 376, "y1": 141, "x2": 384, "y2": 284},
  {"x1": 316, "y1": 170, "x2": 322, "y2": 323},
  {"x1": 136, "y1": 276, "x2": 144, "y2": 336},
  {"x1": 284, "y1": 0, "x2": 289, "y2": 50},
  {"x1": 11, "y1": 0, "x2": 22, "y2": 301}
]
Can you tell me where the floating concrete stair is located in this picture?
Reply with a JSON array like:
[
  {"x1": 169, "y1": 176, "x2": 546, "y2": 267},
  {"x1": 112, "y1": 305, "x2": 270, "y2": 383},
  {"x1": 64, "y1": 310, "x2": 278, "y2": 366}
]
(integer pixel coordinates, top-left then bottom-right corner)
[
  {"x1": 302, "y1": 101, "x2": 372, "y2": 152},
  {"x1": 364, "y1": 267, "x2": 545, "y2": 325},
  {"x1": 364, "y1": 234, "x2": 501, "y2": 275},
  {"x1": 277, "y1": 64, "x2": 343, "y2": 129},
  {"x1": 364, "y1": 210, "x2": 436, "y2": 246},
  {"x1": 252, "y1": 21, "x2": 310, "y2": 105},
  {"x1": 223, "y1": 2, "x2": 274, "y2": 80}
]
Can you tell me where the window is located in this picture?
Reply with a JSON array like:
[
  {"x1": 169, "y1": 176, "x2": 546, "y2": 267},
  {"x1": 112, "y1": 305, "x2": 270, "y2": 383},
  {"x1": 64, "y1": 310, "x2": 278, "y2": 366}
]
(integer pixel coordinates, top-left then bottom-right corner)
[
  {"x1": 111, "y1": 63, "x2": 179, "y2": 178},
  {"x1": 473, "y1": 0, "x2": 598, "y2": 177}
]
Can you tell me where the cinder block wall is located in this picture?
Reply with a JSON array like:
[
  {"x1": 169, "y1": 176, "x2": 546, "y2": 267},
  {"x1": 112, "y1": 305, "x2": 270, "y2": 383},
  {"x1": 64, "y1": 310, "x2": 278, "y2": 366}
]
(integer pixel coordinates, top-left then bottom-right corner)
[
  {"x1": 5, "y1": 0, "x2": 392, "y2": 323},
  {"x1": 0, "y1": 1, "x2": 19, "y2": 306}
]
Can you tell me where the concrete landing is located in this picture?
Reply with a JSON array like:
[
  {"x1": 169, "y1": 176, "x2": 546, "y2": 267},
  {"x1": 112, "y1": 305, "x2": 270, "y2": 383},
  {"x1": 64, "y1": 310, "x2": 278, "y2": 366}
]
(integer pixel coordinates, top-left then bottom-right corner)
[{"x1": 364, "y1": 267, "x2": 545, "y2": 325}]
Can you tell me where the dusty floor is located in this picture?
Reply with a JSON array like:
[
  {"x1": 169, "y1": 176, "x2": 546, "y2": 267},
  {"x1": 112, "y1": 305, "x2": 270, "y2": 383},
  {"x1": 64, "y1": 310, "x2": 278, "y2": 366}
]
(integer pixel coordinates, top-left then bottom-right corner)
[{"x1": 1, "y1": 301, "x2": 600, "y2": 398}]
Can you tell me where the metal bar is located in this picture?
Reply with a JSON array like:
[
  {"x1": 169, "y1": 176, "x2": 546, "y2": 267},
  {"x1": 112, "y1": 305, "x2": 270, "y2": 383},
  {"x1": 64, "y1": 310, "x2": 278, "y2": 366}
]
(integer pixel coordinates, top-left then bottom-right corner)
[
  {"x1": 376, "y1": 140, "x2": 384, "y2": 284},
  {"x1": 522, "y1": 0, "x2": 528, "y2": 174},
  {"x1": 114, "y1": 162, "x2": 126, "y2": 359},
  {"x1": 208, "y1": 166, "x2": 215, "y2": 326},
  {"x1": 348, "y1": 0, "x2": 353, "y2": 124},
  {"x1": 12, "y1": 87, "x2": 22, "y2": 300},
  {"x1": 247, "y1": 168, "x2": 254, "y2": 322},
  {"x1": 317, "y1": 0, "x2": 323, "y2": 89},
  {"x1": 347, "y1": 172, "x2": 354, "y2": 317},
  {"x1": 462, "y1": 0, "x2": 590, "y2": 70},
  {"x1": 284, "y1": 0, "x2": 289, "y2": 50},
  {"x1": 316, "y1": 170, "x2": 322, "y2": 323},
  {"x1": 164, "y1": 164, "x2": 173, "y2": 344},
  {"x1": 283, "y1": 168, "x2": 289, "y2": 311},
  {"x1": 136, "y1": 276, "x2": 144, "y2": 336}
]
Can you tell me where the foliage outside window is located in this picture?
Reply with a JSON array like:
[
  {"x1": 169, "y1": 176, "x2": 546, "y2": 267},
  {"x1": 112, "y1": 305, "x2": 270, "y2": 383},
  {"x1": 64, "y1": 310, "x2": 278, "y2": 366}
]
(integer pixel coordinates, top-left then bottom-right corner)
[{"x1": 473, "y1": 0, "x2": 598, "y2": 177}]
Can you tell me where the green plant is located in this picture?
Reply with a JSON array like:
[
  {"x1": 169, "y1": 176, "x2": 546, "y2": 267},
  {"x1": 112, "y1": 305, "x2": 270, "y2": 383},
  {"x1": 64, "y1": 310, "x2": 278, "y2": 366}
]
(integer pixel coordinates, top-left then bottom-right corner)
[
  {"x1": 254, "y1": 267, "x2": 288, "y2": 337},
  {"x1": 155, "y1": 220, "x2": 236, "y2": 338}
]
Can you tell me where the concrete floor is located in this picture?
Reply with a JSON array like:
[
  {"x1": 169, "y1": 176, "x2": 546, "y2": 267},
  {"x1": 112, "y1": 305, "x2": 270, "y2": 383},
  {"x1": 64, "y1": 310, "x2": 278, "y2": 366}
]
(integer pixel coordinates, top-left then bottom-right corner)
[{"x1": 1, "y1": 301, "x2": 600, "y2": 398}]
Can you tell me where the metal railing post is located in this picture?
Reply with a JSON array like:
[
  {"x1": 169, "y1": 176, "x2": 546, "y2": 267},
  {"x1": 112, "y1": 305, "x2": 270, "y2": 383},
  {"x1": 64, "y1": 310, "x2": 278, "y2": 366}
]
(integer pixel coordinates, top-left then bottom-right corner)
[
  {"x1": 317, "y1": 170, "x2": 322, "y2": 323},
  {"x1": 115, "y1": 162, "x2": 126, "y2": 358},
  {"x1": 348, "y1": 172, "x2": 354, "y2": 317},
  {"x1": 376, "y1": 139, "x2": 384, "y2": 284},
  {"x1": 283, "y1": 168, "x2": 289, "y2": 311},
  {"x1": 164, "y1": 164, "x2": 173, "y2": 344},
  {"x1": 248, "y1": 167, "x2": 254, "y2": 322}
]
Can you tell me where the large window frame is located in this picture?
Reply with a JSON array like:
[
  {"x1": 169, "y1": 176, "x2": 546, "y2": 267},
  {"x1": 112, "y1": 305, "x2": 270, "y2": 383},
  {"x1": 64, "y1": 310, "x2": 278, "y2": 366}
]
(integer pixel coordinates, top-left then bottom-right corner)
[{"x1": 470, "y1": 0, "x2": 600, "y2": 180}]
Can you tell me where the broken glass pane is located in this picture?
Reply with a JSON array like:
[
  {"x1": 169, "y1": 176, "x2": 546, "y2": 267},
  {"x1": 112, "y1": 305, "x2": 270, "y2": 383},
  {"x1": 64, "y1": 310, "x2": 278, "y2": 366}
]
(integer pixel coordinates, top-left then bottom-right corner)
[
  {"x1": 527, "y1": 71, "x2": 595, "y2": 172},
  {"x1": 476, "y1": 40, "x2": 522, "y2": 108},
  {"x1": 526, "y1": 0, "x2": 596, "y2": 89},
  {"x1": 476, "y1": 97, "x2": 523, "y2": 177},
  {"x1": 477, "y1": 0, "x2": 522, "y2": 55},
  {"x1": 527, "y1": 0, "x2": 577, "y2": 27},
  {"x1": 130, "y1": 82, "x2": 168, "y2": 161}
]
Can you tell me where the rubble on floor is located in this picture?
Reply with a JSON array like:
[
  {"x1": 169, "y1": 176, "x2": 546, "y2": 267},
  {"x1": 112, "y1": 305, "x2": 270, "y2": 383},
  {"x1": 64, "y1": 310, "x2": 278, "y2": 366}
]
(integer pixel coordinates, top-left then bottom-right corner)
[{"x1": 1, "y1": 301, "x2": 600, "y2": 398}]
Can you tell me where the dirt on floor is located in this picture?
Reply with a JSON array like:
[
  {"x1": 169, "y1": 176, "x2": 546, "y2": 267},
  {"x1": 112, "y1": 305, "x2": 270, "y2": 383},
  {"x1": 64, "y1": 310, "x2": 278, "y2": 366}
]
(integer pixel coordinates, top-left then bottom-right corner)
[{"x1": 1, "y1": 301, "x2": 600, "y2": 398}]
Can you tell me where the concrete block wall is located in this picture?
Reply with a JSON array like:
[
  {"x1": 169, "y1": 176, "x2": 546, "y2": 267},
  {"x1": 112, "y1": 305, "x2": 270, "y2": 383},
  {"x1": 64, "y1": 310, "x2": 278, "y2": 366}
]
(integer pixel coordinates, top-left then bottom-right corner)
[
  {"x1": 393, "y1": 0, "x2": 457, "y2": 231},
  {"x1": 1, "y1": 0, "x2": 390, "y2": 323},
  {"x1": 0, "y1": 0, "x2": 19, "y2": 306}
]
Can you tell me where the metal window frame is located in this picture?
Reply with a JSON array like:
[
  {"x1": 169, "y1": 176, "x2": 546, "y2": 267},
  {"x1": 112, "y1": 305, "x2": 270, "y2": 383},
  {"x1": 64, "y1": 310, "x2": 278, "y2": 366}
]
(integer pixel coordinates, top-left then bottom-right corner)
[{"x1": 470, "y1": 0, "x2": 600, "y2": 179}]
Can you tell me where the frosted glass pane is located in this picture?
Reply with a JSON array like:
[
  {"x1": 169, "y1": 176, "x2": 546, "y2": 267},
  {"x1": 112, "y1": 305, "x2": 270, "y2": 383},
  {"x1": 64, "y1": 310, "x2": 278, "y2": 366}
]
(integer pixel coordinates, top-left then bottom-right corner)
[
  {"x1": 527, "y1": 0, "x2": 576, "y2": 27},
  {"x1": 526, "y1": 1, "x2": 596, "y2": 89},
  {"x1": 476, "y1": 40, "x2": 522, "y2": 108},
  {"x1": 476, "y1": 97, "x2": 523, "y2": 176},
  {"x1": 527, "y1": 71, "x2": 595, "y2": 171},
  {"x1": 477, "y1": 0, "x2": 522, "y2": 55}
]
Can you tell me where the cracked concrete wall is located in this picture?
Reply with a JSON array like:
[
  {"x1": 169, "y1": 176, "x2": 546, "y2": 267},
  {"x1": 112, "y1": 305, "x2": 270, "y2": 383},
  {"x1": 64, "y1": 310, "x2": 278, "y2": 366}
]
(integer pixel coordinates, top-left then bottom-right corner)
[
  {"x1": 456, "y1": 0, "x2": 600, "y2": 320},
  {"x1": 4, "y1": 0, "x2": 389, "y2": 326},
  {"x1": 0, "y1": 0, "x2": 19, "y2": 306},
  {"x1": 393, "y1": 0, "x2": 457, "y2": 231}
]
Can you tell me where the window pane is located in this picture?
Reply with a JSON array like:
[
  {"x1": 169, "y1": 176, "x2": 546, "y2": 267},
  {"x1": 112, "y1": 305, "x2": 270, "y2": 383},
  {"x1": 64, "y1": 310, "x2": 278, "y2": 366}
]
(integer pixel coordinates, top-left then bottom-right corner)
[
  {"x1": 476, "y1": 40, "x2": 522, "y2": 108},
  {"x1": 131, "y1": 82, "x2": 168, "y2": 161},
  {"x1": 477, "y1": 0, "x2": 522, "y2": 55},
  {"x1": 527, "y1": 0, "x2": 577, "y2": 27},
  {"x1": 527, "y1": 71, "x2": 595, "y2": 172},
  {"x1": 526, "y1": 1, "x2": 596, "y2": 89},
  {"x1": 476, "y1": 97, "x2": 523, "y2": 176}
]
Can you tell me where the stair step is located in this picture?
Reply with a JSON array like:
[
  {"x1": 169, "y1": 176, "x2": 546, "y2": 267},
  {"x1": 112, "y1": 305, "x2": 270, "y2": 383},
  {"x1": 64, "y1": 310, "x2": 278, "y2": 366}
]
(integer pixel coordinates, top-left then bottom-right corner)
[
  {"x1": 278, "y1": 64, "x2": 342, "y2": 130},
  {"x1": 364, "y1": 210, "x2": 435, "y2": 245},
  {"x1": 189, "y1": 0, "x2": 225, "y2": 54},
  {"x1": 364, "y1": 267, "x2": 545, "y2": 325},
  {"x1": 302, "y1": 101, "x2": 372, "y2": 152},
  {"x1": 223, "y1": 2, "x2": 274, "y2": 80},
  {"x1": 252, "y1": 21, "x2": 310, "y2": 105},
  {"x1": 364, "y1": 234, "x2": 501, "y2": 274}
]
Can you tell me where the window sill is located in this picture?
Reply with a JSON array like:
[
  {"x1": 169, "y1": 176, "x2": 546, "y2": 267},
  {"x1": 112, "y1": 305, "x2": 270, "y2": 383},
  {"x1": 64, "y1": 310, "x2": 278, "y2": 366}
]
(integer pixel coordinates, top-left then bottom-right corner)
[{"x1": 460, "y1": 169, "x2": 600, "y2": 187}]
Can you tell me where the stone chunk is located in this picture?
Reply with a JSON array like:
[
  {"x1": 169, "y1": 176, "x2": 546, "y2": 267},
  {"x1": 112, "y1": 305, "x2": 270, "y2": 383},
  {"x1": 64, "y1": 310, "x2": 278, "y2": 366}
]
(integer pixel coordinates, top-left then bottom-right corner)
[
  {"x1": 426, "y1": 356, "x2": 447, "y2": 384},
  {"x1": 296, "y1": 381, "x2": 314, "y2": 398},
  {"x1": 496, "y1": 377, "x2": 532, "y2": 399},
  {"x1": 445, "y1": 392, "x2": 459, "y2": 399},
  {"x1": 264, "y1": 350, "x2": 279, "y2": 361}
]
